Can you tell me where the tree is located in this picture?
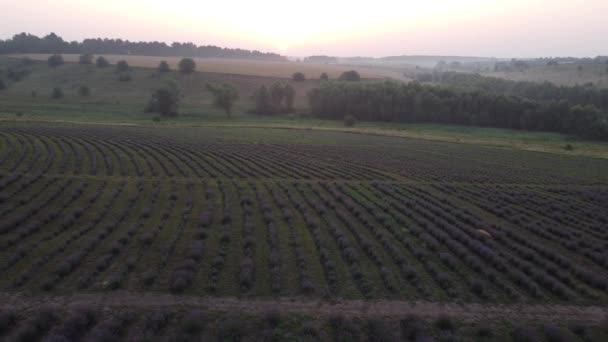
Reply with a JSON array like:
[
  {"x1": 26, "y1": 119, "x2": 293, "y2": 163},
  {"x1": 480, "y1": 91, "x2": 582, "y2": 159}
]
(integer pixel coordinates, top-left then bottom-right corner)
[
  {"x1": 320, "y1": 73, "x2": 329, "y2": 81},
  {"x1": 206, "y1": 83, "x2": 239, "y2": 118},
  {"x1": 284, "y1": 83, "x2": 295, "y2": 111},
  {"x1": 251, "y1": 85, "x2": 273, "y2": 114},
  {"x1": 145, "y1": 88, "x2": 179, "y2": 116},
  {"x1": 158, "y1": 60, "x2": 171, "y2": 72},
  {"x1": 270, "y1": 82, "x2": 285, "y2": 109},
  {"x1": 338, "y1": 70, "x2": 361, "y2": 81},
  {"x1": 47, "y1": 54, "x2": 64, "y2": 67},
  {"x1": 116, "y1": 60, "x2": 130, "y2": 72},
  {"x1": 79, "y1": 54, "x2": 93, "y2": 64},
  {"x1": 344, "y1": 115, "x2": 356, "y2": 127},
  {"x1": 292, "y1": 72, "x2": 306, "y2": 81},
  {"x1": 179, "y1": 58, "x2": 196, "y2": 74},
  {"x1": 51, "y1": 87, "x2": 64, "y2": 99},
  {"x1": 78, "y1": 85, "x2": 90, "y2": 97},
  {"x1": 96, "y1": 56, "x2": 109, "y2": 68}
]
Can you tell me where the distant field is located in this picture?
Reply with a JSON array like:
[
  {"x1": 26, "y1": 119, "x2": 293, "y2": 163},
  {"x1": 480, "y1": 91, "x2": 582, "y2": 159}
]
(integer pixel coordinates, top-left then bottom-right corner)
[
  {"x1": 8, "y1": 53, "x2": 407, "y2": 80},
  {"x1": 484, "y1": 63, "x2": 608, "y2": 87}
]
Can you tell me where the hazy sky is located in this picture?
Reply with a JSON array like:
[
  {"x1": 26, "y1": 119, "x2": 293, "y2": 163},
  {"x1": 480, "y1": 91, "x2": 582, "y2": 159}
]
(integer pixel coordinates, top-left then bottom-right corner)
[{"x1": 1, "y1": 0, "x2": 607, "y2": 58}]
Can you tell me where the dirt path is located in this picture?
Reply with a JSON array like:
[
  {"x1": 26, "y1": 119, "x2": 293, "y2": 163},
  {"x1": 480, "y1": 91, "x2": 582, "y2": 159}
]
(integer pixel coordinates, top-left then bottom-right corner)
[{"x1": 1, "y1": 292, "x2": 607, "y2": 324}]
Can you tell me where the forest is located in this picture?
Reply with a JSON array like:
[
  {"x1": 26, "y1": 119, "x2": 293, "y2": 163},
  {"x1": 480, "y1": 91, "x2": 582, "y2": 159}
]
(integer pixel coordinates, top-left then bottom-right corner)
[
  {"x1": 0, "y1": 33, "x2": 287, "y2": 61},
  {"x1": 307, "y1": 80, "x2": 608, "y2": 139}
]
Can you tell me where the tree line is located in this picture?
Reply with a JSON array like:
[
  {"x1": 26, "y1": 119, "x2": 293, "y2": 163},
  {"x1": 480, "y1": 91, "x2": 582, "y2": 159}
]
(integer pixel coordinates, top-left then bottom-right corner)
[
  {"x1": 308, "y1": 81, "x2": 608, "y2": 140},
  {"x1": 416, "y1": 71, "x2": 608, "y2": 112},
  {"x1": 0, "y1": 33, "x2": 287, "y2": 61}
]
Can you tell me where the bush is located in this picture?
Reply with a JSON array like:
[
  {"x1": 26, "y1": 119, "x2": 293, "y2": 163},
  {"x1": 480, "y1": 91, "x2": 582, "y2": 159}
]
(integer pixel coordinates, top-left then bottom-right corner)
[
  {"x1": 344, "y1": 115, "x2": 356, "y2": 127},
  {"x1": 206, "y1": 83, "x2": 239, "y2": 118},
  {"x1": 96, "y1": 56, "x2": 109, "y2": 68},
  {"x1": 79, "y1": 54, "x2": 93, "y2": 65},
  {"x1": 434, "y1": 315, "x2": 454, "y2": 331},
  {"x1": 158, "y1": 60, "x2": 170, "y2": 72},
  {"x1": 118, "y1": 73, "x2": 132, "y2": 82},
  {"x1": 47, "y1": 54, "x2": 64, "y2": 67},
  {"x1": 178, "y1": 58, "x2": 196, "y2": 74},
  {"x1": 292, "y1": 72, "x2": 306, "y2": 81},
  {"x1": 116, "y1": 60, "x2": 130, "y2": 72},
  {"x1": 320, "y1": 72, "x2": 329, "y2": 81},
  {"x1": 21, "y1": 57, "x2": 35, "y2": 65},
  {"x1": 181, "y1": 310, "x2": 207, "y2": 334},
  {"x1": 338, "y1": 70, "x2": 361, "y2": 81},
  {"x1": 78, "y1": 86, "x2": 90, "y2": 97},
  {"x1": 51, "y1": 87, "x2": 64, "y2": 99},
  {"x1": 512, "y1": 325, "x2": 541, "y2": 342},
  {"x1": 0, "y1": 309, "x2": 17, "y2": 334},
  {"x1": 145, "y1": 88, "x2": 179, "y2": 116},
  {"x1": 0, "y1": 79, "x2": 5, "y2": 90}
]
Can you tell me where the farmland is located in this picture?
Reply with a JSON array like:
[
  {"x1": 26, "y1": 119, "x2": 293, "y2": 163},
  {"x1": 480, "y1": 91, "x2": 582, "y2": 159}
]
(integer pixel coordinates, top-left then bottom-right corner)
[
  {"x1": 0, "y1": 121, "x2": 607, "y2": 340},
  {"x1": 8, "y1": 54, "x2": 406, "y2": 80}
]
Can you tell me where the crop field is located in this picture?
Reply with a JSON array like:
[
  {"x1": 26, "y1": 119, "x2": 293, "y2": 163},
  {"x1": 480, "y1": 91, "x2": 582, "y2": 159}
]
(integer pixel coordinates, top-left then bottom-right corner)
[
  {"x1": 8, "y1": 54, "x2": 406, "y2": 80},
  {"x1": 1, "y1": 122, "x2": 608, "y2": 340}
]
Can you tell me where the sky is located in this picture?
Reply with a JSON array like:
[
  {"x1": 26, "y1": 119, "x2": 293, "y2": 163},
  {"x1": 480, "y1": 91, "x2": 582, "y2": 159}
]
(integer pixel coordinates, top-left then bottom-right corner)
[{"x1": 1, "y1": 0, "x2": 607, "y2": 58}]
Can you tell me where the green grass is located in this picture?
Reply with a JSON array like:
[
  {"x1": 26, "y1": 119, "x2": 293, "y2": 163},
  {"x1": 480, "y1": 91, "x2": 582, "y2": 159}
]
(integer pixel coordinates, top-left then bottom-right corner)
[{"x1": 2, "y1": 55, "x2": 608, "y2": 159}]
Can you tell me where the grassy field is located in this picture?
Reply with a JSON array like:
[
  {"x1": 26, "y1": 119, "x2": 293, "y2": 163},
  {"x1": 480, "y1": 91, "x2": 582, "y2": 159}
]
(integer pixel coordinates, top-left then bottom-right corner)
[
  {"x1": 2, "y1": 55, "x2": 608, "y2": 161},
  {"x1": 8, "y1": 53, "x2": 407, "y2": 80}
]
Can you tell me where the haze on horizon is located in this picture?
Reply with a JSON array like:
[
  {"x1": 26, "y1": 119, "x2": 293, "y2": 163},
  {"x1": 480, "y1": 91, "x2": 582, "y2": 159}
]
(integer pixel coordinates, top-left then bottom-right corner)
[{"x1": 1, "y1": 0, "x2": 607, "y2": 58}]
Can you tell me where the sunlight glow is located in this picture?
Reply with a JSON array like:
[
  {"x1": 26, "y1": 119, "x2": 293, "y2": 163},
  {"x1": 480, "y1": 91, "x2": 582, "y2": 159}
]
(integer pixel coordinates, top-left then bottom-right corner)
[{"x1": 2, "y1": 0, "x2": 607, "y2": 57}]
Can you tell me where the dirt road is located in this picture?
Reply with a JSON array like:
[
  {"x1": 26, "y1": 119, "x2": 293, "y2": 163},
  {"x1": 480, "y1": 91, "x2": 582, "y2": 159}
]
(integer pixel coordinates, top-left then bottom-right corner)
[{"x1": 1, "y1": 292, "x2": 607, "y2": 324}]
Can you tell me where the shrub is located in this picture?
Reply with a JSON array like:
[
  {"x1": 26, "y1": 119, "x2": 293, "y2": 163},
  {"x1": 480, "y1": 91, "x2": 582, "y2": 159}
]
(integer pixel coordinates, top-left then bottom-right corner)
[
  {"x1": 144, "y1": 311, "x2": 170, "y2": 335},
  {"x1": 0, "y1": 309, "x2": 17, "y2": 334},
  {"x1": 400, "y1": 315, "x2": 427, "y2": 341},
  {"x1": 47, "y1": 54, "x2": 64, "y2": 67},
  {"x1": 118, "y1": 73, "x2": 132, "y2": 82},
  {"x1": 320, "y1": 72, "x2": 329, "y2": 81},
  {"x1": 145, "y1": 88, "x2": 179, "y2": 116},
  {"x1": 292, "y1": 72, "x2": 306, "y2": 81},
  {"x1": 477, "y1": 323, "x2": 493, "y2": 339},
  {"x1": 471, "y1": 279, "x2": 485, "y2": 296},
  {"x1": 79, "y1": 54, "x2": 93, "y2": 65},
  {"x1": 206, "y1": 83, "x2": 239, "y2": 118},
  {"x1": 434, "y1": 315, "x2": 454, "y2": 331},
  {"x1": 158, "y1": 60, "x2": 170, "y2": 72},
  {"x1": 31, "y1": 90, "x2": 37, "y2": 97},
  {"x1": 338, "y1": 70, "x2": 361, "y2": 81},
  {"x1": 344, "y1": 115, "x2": 356, "y2": 127},
  {"x1": 512, "y1": 325, "x2": 541, "y2": 342},
  {"x1": 21, "y1": 57, "x2": 35, "y2": 65},
  {"x1": 181, "y1": 310, "x2": 206, "y2": 334},
  {"x1": 543, "y1": 325, "x2": 567, "y2": 342},
  {"x1": 116, "y1": 60, "x2": 129, "y2": 72},
  {"x1": 51, "y1": 87, "x2": 64, "y2": 99},
  {"x1": 78, "y1": 85, "x2": 90, "y2": 97},
  {"x1": 0, "y1": 79, "x2": 5, "y2": 90},
  {"x1": 178, "y1": 58, "x2": 196, "y2": 74},
  {"x1": 96, "y1": 56, "x2": 109, "y2": 68},
  {"x1": 217, "y1": 315, "x2": 247, "y2": 341}
]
